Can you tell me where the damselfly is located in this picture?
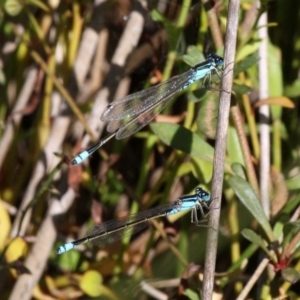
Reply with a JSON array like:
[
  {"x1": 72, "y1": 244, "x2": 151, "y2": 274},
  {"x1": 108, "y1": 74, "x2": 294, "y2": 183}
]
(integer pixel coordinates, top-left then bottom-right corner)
[
  {"x1": 57, "y1": 187, "x2": 211, "y2": 254},
  {"x1": 72, "y1": 53, "x2": 224, "y2": 165}
]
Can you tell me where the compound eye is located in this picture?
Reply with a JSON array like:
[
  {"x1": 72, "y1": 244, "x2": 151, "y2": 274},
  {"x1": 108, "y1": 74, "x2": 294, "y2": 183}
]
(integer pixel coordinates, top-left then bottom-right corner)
[{"x1": 204, "y1": 194, "x2": 211, "y2": 201}]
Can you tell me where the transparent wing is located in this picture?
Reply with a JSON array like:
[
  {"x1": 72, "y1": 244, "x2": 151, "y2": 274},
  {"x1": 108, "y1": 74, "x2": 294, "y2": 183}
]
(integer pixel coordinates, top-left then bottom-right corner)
[
  {"x1": 105, "y1": 73, "x2": 201, "y2": 137},
  {"x1": 89, "y1": 220, "x2": 149, "y2": 245},
  {"x1": 114, "y1": 96, "x2": 175, "y2": 139},
  {"x1": 101, "y1": 69, "x2": 193, "y2": 122},
  {"x1": 86, "y1": 202, "x2": 175, "y2": 246}
]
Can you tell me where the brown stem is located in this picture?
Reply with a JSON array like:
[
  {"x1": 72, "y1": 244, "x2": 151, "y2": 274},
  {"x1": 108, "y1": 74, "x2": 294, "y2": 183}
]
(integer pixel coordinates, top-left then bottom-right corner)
[{"x1": 201, "y1": 0, "x2": 240, "y2": 298}]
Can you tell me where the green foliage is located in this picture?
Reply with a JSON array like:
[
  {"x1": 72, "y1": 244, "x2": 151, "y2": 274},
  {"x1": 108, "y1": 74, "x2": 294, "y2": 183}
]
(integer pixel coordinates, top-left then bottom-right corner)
[
  {"x1": 79, "y1": 270, "x2": 103, "y2": 297},
  {"x1": 1, "y1": 0, "x2": 300, "y2": 299},
  {"x1": 228, "y1": 175, "x2": 276, "y2": 243},
  {"x1": 241, "y1": 229, "x2": 273, "y2": 258}
]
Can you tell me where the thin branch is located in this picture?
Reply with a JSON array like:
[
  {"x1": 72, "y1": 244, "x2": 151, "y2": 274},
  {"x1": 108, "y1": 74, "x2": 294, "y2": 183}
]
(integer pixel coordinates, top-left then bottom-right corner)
[
  {"x1": 202, "y1": 0, "x2": 240, "y2": 298},
  {"x1": 8, "y1": 186, "x2": 77, "y2": 300},
  {"x1": 258, "y1": 5, "x2": 270, "y2": 219},
  {"x1": 8, "y1": 1, "x2": 146, "y2": 299},
  {"x1": 231, "y1": 105, "x2": 259, "y2": 196},
  {"x1": 203, "y1": 0, "x2": 224, "y2": 49},
  {"x1": 140, "y1": 281, "x2": 168, "y2": 300},
  {"x1": 78, "y1": 3, "x2": 147, "y2": 151},
  {"x1": 236, "y1": 257, "x2": 270, "y2": 300},
  {"x1": 0, "y1": 67, "x2": 37, "y2": 169}
]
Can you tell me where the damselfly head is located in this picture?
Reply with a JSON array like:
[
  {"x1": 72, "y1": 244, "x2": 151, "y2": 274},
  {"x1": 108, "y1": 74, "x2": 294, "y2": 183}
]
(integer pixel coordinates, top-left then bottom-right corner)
[
  {"x1": 207, "y1": 53, "x2": 224, "y2": 66},
  {"x1": 195, "y1": 187, "x2": 211, "y2": 202}
]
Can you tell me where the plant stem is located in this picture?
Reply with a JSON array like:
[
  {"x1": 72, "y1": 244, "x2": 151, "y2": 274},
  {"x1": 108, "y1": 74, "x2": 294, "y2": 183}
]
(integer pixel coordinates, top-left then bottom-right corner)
[{"x1": 201, "y1": 0, "x2": 240, "y2": 298}]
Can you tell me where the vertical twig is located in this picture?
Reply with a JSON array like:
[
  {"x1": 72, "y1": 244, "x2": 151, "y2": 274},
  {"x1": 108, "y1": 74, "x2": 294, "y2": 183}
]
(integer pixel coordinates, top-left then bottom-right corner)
[
  {"x1": 79, "y1": 1, "x2": 146, "y2": 151},
  {"x1": 231, "y1": 105, "x2": 259, "y2": 196},
  {"x1": 8, "y1": 185, "x2": 77, "y2": 300},
  {"x1": 258, "y1": 6, "x2": 270, "y2": 218},
  {"x1": 8, "y1": 1, "x2": 146, "y2": 299},
  {"x1": 0, "y1": 67, "x2": 37, "y2": 169},
  {"x1": 202, "y1": 0, "x2": 224, "y2": 49},
  {"x1": 202, "y1": 0, "x2": 240, "y2": 298},
  {"x1": 236, "y1": 257, "x2": 270, "y2": 300}
]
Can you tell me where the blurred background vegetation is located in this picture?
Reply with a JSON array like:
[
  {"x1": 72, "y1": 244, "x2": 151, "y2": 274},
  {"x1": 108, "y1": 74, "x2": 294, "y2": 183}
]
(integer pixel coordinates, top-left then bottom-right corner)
[{"x1": 0, "y1": 0, "x2": 300, "y2": 299}]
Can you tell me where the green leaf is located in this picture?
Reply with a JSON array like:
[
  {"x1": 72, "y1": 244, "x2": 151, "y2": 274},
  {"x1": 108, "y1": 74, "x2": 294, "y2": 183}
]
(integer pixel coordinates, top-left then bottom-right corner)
[
  {"x1": 273, "y1": 215, "x2": 289, "y2": 240},
  {"x1": 227, "y1": 127, "x2": 244, "y2": 165},
  {"x1": 57, "y1": 247, "x2": 81, "y2": 271},
  {"x1": 281, "y1": 268, "x2": 300, "y2": 284},
  {"x1": 150, "y1": 123, "x2": 233, "y2": 173},
  {"x1": 151, "y1": 123, "x2": 213, "y2": 159},
  {"x1": 196, "y1": 92, "x2": 219, "y2": 139},
  {"x1": 233, "y1": 52, "x2": 260, "y2": 77},
  {"x1": 0, "y1": 66, "x2": 5, "y2": 84},
  {"x1": 268, "y1": 41, "x2": 283, "y2": 120},
  {"x1": 285, "y1": 79, "x2": 300, "y2": 98},
  {"x1": 231, "y1": 163, "x2": 246, "y2": 179},
  {"x1": 236, "y1": 42, "x2": 261, "y2": 62},
  {"x1": 182, "y1": 288, "x2": 200, "y2": 300},
  {"x1": 28, "y1": 0, "x2": 50, "y2": 12},
  {"x1": 282, "y1": 220, "x2": 300, "y2": 251},
  {"x1": 4, "y1": 0, "x2": 23, "y2": 16},
  {"x1": 232, "y1": 83, "x2": 252, "y2": 94},
  {"x1": 151, "y1": 9, "x2": 180, "y2": 51},
  {"x1": 182, "y1": 46, "x2": 205, "y2": 67},
  {"x1": 190, "y1": 157, "x2": 213, "y2": 184},
  {"x1": 79, "y1": 270, "x2": 103, "y2": 297},
  {"x1": 188, "y1": 87, "x2": 209, "y2": 103},
  {"x1": 177, "y1": 161, "x2": 193, "y2": 177},
  {"x1": 290, "y1": 246, "x2": 300, "y2": 260},
  {"x1": 228, "y1": 176, "x2": 276, "y2": 242},
  {"x1": 268, "y1": 42, "x2": 283, "y2": 97},
  {"x1": 241, "y1": 229, "x2": 272, "y2": 258},
  {"x1": 225, "y1": 243, "x2": 258, "y2": 275},
  {"x1": 285, "y1": 173, "x2": 300, "y2": 190}
]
